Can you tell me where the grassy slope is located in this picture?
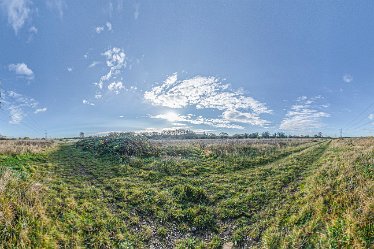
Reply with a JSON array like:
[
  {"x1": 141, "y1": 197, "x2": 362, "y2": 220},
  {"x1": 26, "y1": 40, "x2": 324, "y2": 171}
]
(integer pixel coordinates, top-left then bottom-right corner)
[{"x1": 0, "y1": 139, "x2": 372, "y2": 248}]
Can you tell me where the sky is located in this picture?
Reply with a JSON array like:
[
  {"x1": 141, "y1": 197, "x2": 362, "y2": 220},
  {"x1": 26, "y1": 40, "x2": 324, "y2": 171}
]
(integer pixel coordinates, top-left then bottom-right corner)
[{"x1": 1, "y1": 0, "x2": 374, "y2": 138}]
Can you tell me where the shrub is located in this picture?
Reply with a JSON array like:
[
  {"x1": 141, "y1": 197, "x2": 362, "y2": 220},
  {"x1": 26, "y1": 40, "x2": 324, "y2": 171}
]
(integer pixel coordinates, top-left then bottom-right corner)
[{"x1": 76, "y1": 133, "x2": 159, "y2": 159}]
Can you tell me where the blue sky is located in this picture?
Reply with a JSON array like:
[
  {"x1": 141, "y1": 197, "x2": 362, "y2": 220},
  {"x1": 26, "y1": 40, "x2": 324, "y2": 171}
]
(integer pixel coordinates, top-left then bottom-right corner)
[{"x1": 1, "y1": 0, "x2": 374, "y2": 138}]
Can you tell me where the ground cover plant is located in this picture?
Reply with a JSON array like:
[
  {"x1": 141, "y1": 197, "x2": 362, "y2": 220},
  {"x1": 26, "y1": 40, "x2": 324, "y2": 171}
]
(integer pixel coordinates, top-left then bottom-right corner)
[{"x1": 0, "y1": 136, "x2": 372, "y2": 248}]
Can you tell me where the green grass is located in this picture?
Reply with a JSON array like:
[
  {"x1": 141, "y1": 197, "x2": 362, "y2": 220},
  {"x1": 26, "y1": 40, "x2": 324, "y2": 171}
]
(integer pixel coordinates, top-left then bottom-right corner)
[{"x1": 0, "y1": 138, "x2": 373, "y2": 248}]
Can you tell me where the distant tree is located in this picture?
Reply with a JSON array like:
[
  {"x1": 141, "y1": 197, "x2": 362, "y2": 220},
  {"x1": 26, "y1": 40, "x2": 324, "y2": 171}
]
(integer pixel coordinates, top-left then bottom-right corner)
[
  {"x1": 80, "y1": 132, "x2": 85, "y2": 138},
  {"x1": 261, "y1": 131, "x2": 270, "y2": 138},
  {"x1": 277, "y1": 132, "x2": 286, "y2": 138},
  {"x1": 249, "y1": 132, "x2": 259, "y2": 138},
  {"x1": 233, "y1": 134, "x2": 245, "y2": 139},
  {"x1": 219, "y1": 132, "x2": 229, "y2": 138},
  {"x1": 208, "y1": 133, "x2": 217, "y2": 138}
]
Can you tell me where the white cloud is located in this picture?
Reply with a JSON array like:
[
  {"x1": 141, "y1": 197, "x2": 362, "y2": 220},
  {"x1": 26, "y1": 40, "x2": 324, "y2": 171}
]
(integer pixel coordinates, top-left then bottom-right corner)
[
  {"x1": 280, "y1": 96, "x2": 330, "y2": 132},
  {"x1": 34, "y1": 107, "x2": 47, "y2": 114},
  {"x1": 95, "y1": 26, "x2": 104, "y2": 34},
  {"x1": 86, "y1": 47, "x2": 126, "y2": 104},
  {"x1": 92, "y1": 47, "x2": 126, "y2": 97},
  {"x1": 88, "y1": 61, "x2": 100, "y2": 68},
  {"x1": 1, "y1": 0, "x2": 32, "y2": 34},
  {"x1": 67, "y1": 67, "x2": 72, "y2": 72},
  {"x1": 144, "y1": 73, "x2": 271, "y2": 129},
  {"x1": 27, "y1": 25, "x2": 37, "y2": 42},
  {"x1": 94, "y1": 82, "x2": 103, "y2": 90},
  {"x1": 151, "y1": 113, "x2": 245, "y2": 130},
  {"x1": 9, "y1": 106, "x2": 24, "y2": 124},
  {"x1": 46, "y1": 0, "x2": 66, "y2": 18},
  {"x1": 1, "y1": 90, "x2": 44, "y2": 124},
  {"x1": 152, "y1": 112, "x2": 182, "y2": 122},
  {"x1": 136, "y1": 127, "x2": 212, "y2": 134},
  {"x1": 134, "y1": 3, "x2": 140, "y2": 20},
  {"x1": 106, "y1": 21, "x2": 112, "y2": 31},
  {"x1": 103, "y1": 47, "x2": 126, "y2": 68},
  {"x1": 8, "y1": 63, "x2": 34, "y2": 79},
  {"x1": 29, "y1": 25, "x2": 37, "y2": 33},
  {"x1": 107, "y1": 0, "x2": 123, "y2": 17},
  {"x1": 221, "y1": 109, "x2": 269, "y2": 126},
  {"x1": 368, "y1": 114, "x2": 374, "y2": 120},
  {"x1": 82, "y1": 99, "x2": 95, "y2": 106},
  {"x1": 96, "y1": 21, "x2": 112, "y2": 34},
  {"x1": 108, "y1": 81, "x2": 124, "y2": 94},
  {"x1": 343, "y1": 74, "x2": 353, "y2": 83}
]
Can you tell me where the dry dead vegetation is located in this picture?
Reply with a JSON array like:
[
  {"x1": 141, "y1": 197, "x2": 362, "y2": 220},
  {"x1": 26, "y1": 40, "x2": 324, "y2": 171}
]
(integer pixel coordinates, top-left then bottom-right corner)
[{"x1": 0, "y1": 140, "x2": 54, "y2": 155}]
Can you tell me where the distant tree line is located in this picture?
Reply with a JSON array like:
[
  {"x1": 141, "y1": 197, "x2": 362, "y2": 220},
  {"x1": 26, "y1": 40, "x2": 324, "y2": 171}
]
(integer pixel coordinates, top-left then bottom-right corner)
[
  {"x1": 0, "y1": 129, "x2": 328, "y2": 140},
  {"x1": 139, "y1": 129, "x2": 328, "y2": 140}
]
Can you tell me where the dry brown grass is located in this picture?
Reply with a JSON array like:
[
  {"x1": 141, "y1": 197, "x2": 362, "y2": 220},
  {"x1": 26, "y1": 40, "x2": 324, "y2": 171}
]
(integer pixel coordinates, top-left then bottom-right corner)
[{"x1": 0, "y1": 140, "x2": 55, "y2": 155}]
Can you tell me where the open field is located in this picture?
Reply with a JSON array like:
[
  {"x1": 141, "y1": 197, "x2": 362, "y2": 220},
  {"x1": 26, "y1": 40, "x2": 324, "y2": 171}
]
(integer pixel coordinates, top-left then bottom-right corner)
[{"x1": 0, "y1": 137, "x2": 373, "y2": 248}]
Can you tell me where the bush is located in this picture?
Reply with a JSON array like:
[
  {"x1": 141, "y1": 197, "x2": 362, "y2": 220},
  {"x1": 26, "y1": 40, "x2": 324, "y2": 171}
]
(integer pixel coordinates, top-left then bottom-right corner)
[{"x1": 76, "y1": 133, "x2": 159, "y2": 159}]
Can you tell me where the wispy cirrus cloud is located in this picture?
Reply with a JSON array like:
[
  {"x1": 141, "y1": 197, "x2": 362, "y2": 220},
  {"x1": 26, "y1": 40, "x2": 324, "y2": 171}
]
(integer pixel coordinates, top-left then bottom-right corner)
[
  {"x1": 8, "y1": 63, "x2": 34, "y2": 80},
  {"x1": 108, "y1": 0, "x2": 124, "y2": 18},
  {"x1": 145, "y1": 73, "x2": 271, "y2": 129},
  {"x1": 280, "y1": 96, "x2": 330, "y2": 132},
  {"x1": 88, "y1": 61, "x2": 101, "y2": 68},
  {"x1": 0, "y1": 0, "x2": 32, "y2": 34},
  {"x1": 46, "y1": 0, "x2": 66, "y2": 18},
  {"x1": 34, "y1": 107, "x2": 47, "y2": 114},
  {"x1": 27, "y1": 25, "x2": 37, "y2": 42},
  {"x1": 134, "y1": 3, "x2": 140, "y2": 20},
  {"x1": 1, "y1": 90, "x2": 46, "y2": 124}
]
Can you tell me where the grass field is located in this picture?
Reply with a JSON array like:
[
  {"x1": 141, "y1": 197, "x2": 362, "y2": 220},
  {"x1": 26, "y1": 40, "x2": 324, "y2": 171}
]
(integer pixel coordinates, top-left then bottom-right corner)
[{"x1": 0, "y1": 137, "x2": 373, "y2": 248}]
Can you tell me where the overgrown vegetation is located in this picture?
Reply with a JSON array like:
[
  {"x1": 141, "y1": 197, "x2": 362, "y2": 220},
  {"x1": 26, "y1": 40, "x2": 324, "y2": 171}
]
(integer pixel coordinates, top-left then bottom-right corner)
[
  {"x1": 0, "y1": 137, "x2": 372, "y2": 248},
  {"x1": 76, "y1": 133, "x2": 158, "y2": 158},
  {"x1": 0, "y1": 140, "x2": 54, "y2": 155}
]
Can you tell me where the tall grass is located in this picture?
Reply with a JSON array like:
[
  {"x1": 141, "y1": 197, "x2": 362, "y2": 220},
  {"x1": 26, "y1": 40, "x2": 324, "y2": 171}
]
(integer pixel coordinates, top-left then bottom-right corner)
[
  {"x1": 0, "y1": 140, "x2": 54, "y2": 155},
  {"x1": 0, "y1": 167, "x2": 55, "y2": 248},
  {"x1": 260, "y1": 138, "x2": 374, "y2": 248}
]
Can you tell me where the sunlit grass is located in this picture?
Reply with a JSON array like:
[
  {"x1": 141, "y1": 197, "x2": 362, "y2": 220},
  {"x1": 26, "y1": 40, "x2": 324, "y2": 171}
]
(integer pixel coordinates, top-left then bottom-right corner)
[{"x1": 0, "y1": 137, "x2": 372, "y2": 248}]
